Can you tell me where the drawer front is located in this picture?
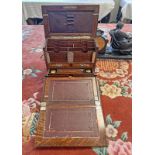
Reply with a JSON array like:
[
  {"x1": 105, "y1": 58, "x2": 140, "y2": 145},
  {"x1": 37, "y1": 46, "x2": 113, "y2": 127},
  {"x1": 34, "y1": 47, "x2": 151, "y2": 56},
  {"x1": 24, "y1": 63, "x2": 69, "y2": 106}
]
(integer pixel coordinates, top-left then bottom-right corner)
[
  {"x1": 49, "y1": 63, "x2": 70, "y2": 68},
  {"x1": 72, "y1": 63, "x2": 93, "y2": 68}
]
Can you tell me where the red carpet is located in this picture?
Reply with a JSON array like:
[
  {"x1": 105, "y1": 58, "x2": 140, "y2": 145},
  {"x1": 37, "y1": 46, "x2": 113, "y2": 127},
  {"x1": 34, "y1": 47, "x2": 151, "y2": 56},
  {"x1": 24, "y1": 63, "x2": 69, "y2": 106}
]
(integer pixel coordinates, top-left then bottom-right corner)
[{"x1": 22, "y1": 24, "x2": 132, "y2": 155}]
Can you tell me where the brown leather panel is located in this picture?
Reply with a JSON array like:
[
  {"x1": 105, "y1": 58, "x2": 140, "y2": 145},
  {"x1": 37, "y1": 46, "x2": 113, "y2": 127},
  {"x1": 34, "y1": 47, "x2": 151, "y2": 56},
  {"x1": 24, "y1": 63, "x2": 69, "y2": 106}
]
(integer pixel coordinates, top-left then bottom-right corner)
[
  {"x1": 43, "y1": 77, "x2": 96, "y2": 105},
  {"x1": 48, "y1": 79, "x2": 93, "y2": 102},
  {"x1": 44, "y1": 107, "x2": 99, "y2": 137},
  {"x1": 42, "y1": 5, "x2": 99, "y2": 37},
  {"x1": 48, "y1": 11, "x2": 93, "y2": 34}
]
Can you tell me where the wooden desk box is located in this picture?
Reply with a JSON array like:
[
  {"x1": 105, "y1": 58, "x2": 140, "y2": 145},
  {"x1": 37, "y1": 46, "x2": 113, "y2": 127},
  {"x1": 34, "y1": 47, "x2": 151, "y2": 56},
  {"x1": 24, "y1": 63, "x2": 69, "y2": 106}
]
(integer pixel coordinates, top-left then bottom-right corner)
[{"x1": 35, "y1": 5, "x2": 106, "y2": 147}]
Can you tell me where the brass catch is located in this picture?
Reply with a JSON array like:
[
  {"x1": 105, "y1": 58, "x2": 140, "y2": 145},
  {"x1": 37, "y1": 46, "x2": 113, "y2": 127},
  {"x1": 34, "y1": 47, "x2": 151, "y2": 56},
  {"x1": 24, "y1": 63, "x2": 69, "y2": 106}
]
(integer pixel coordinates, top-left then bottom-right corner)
[
  {"x1": 41, "y1": 102, "x2": 46, "y2": 107},
  {"x1": 40, "y1": 107, "x2": 46, "y2": 111}
]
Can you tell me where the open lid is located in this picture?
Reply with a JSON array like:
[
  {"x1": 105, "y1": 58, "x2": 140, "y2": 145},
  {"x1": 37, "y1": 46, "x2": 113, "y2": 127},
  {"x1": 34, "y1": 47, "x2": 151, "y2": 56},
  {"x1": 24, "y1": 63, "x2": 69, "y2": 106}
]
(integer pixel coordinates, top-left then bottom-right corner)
[{"x1": 42, "y1": 5, "x2": 99, "y2": 38}]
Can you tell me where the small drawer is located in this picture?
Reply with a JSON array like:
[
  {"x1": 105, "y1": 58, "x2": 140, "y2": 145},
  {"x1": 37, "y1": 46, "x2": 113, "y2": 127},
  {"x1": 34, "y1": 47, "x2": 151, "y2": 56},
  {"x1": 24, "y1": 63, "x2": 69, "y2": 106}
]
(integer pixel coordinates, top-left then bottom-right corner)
[
  {"x1": 49, "y1": 63, "x2": 70, "y2": 68},
  {"x1": 72, "y1": 63, "x2": 93, "y2": 68}
]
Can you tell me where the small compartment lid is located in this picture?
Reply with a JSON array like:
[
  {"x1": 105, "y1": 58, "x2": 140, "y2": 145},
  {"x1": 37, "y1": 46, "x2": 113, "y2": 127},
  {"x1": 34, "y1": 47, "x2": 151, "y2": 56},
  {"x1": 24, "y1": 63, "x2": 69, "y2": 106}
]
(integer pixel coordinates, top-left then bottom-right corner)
[{"x1": 42, "y1": 5, "x2": 99, "y2": 38}]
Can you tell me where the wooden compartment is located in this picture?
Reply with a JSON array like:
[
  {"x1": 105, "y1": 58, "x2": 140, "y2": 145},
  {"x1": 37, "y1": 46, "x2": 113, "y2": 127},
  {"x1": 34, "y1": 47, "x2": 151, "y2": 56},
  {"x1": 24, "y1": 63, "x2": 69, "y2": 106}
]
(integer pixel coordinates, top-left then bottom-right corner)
[{"x1": 42, "y1": 5, "x2": 99, "y2": 76}]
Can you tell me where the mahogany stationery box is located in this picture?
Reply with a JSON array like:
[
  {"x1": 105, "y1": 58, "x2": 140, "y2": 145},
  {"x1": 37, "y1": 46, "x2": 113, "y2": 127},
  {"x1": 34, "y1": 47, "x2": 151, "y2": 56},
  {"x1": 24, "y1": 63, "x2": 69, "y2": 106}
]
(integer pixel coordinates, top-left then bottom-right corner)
[{"x1": 35, "y1": 5, "x2": 106, "y2": 147}]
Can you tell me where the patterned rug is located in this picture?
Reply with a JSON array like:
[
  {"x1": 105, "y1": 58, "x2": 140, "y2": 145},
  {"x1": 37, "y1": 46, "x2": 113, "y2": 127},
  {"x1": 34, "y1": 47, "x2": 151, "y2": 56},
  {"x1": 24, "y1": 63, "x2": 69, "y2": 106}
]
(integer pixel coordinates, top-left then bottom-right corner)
[{"x1": 22, "y1": 24, "x2": 132, "y2": 155}]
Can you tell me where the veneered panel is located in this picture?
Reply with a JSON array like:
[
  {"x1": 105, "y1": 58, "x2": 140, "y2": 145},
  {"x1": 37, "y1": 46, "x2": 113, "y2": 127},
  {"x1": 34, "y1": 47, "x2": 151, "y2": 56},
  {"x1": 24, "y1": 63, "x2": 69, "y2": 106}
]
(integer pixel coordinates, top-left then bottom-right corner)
[
  {"x1": 49, "y1": 80, "x2": 93, "y2": 101},
  {"x1": 44, "y1": 77, "x2": 95, "y2": 105},
  {"x1": 44, "y1": 107, "x2": 99, "y2": 137}
]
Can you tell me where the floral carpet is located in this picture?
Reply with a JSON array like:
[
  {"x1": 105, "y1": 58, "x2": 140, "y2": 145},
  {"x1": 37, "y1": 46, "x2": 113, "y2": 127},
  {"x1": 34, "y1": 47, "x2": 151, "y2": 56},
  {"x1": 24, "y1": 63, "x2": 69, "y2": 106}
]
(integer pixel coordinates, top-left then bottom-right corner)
[{"x1": 22, "y1": 24, "x2": 132, "y2": 155}]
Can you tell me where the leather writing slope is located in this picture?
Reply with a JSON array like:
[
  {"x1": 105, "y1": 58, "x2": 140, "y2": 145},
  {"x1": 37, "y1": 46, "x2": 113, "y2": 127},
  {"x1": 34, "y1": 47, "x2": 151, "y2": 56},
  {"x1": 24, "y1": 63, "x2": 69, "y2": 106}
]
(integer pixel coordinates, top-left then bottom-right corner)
[
  {"x1": 35, "y1": 5, "x2": 107, "y2": 147},
  {"x1": 35, "y1": 77, "x2": 106, "y2": 147}
]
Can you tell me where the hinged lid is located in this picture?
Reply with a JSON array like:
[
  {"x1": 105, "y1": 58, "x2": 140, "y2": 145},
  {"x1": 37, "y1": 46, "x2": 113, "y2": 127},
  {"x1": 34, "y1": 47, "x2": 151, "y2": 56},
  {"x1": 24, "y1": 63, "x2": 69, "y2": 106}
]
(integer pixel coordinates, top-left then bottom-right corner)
[{"x1": 42, "y1": 5, "x2": 99, "y2": 38}]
